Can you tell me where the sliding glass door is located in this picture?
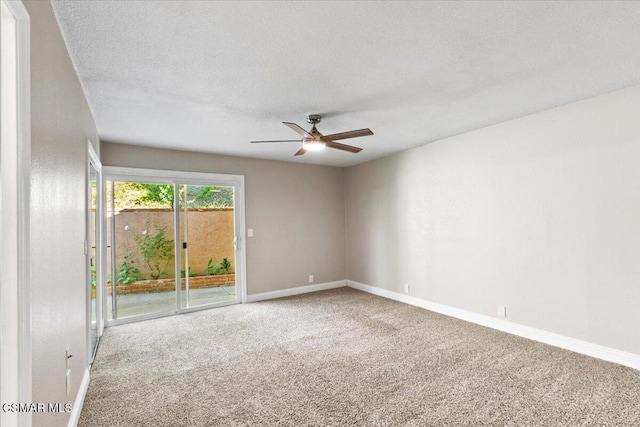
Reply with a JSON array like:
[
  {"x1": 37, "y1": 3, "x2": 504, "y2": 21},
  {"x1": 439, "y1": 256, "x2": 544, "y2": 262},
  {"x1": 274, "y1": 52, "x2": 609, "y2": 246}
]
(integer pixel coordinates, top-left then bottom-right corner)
[
  {"x1": 180, "y1": 184, "x2": 237, "y2": 309},
  {"x1": 104, "y1": 170, "x2": 245, "y2": 324},
  {"x1": 107, "y1": 181, "x2": 177, "y2": 320}
]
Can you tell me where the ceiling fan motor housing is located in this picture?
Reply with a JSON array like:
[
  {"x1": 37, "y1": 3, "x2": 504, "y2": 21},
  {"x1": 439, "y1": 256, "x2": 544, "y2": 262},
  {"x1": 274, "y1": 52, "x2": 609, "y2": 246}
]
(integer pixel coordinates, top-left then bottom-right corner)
[{"x1": 307, "y1": 114, "x2": 322, "y2": 125}]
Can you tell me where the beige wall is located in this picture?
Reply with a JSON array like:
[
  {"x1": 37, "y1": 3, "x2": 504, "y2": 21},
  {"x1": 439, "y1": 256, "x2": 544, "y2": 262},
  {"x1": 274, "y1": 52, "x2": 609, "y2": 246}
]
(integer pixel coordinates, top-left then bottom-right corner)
[
  {"x1": 101, "y1": 143, "x2": 346, "y2": 294},
  {"x1": 25, "y1": 1, "x2": 99, "y2": 425},
  {"x1": 346, "y1": 85, "x2": 640, "y2": 356}
]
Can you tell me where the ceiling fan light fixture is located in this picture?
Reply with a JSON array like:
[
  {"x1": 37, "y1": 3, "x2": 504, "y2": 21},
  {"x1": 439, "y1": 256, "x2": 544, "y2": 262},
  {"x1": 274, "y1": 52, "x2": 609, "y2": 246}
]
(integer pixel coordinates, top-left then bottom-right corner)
[
  {"x1": 251, "y1": 115, "x2": 371, "y2": 156},
  {"x1": 303, "y1": 139, "x2": 326, "y2": 151}
]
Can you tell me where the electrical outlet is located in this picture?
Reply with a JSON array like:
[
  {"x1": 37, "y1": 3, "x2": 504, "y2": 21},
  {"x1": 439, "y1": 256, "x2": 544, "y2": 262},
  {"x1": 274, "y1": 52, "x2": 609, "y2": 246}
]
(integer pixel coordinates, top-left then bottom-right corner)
[
  {"x1": 404, "y1": 283, "x2": 410, "y2": 293},
  {"x1": 65, "y1": 346, "x2": 73, "y2": 395},
  {"x1": 248, "y1": 228, "x2": 254, "y2": 237},
  {"x1": 497, "y1": 305, "x2": 507, "y2": 318},
  {"x1": 309, "y1": 275, "x2": 314, "y2": 283}
]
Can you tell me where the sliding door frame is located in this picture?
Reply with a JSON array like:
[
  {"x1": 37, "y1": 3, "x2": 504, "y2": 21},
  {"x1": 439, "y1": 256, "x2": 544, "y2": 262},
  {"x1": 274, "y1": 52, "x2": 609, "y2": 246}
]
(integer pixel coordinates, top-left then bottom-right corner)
[{"x1": 103, "y1": 166, "x2": 247, "y2": 326}]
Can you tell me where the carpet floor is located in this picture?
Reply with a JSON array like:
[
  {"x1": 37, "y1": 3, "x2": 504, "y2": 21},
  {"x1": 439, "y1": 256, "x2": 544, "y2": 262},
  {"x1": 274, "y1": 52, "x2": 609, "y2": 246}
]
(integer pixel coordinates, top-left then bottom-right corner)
[{"x1": 79, "y1": 288, "x2": 640, "y2": 426}]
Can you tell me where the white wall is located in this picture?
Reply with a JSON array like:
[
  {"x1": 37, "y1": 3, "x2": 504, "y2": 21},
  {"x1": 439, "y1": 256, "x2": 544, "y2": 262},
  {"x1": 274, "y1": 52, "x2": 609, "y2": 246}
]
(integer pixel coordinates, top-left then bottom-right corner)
[
  {"x1": 25, "y1": 1, "x2": 99, "y2": 425},
  {"x1": 101, "y1": 143, "x2": 346, "y2": 295},
  {"x1": 346, "y1": 86, "x2": 640, "y2": 356}
]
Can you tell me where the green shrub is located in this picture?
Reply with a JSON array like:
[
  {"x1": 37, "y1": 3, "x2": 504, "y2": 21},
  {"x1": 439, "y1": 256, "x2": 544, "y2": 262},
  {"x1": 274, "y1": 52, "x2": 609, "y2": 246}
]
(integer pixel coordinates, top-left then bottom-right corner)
[
  {"x1": 116, "y1": 252, "x2": 140, "y2": 284},
  {"x1": 207, "y1": 257, "x2": 233, "y2": 275},
  {"x1": 134, "y1": 223, "x2": 174, "y2": 280},
  {"x1": 206, "y1": 258, "x2": 215, "y2": 275},
  {"x1": 220, "y1": 258, "x2": 232, "y2": 274}
]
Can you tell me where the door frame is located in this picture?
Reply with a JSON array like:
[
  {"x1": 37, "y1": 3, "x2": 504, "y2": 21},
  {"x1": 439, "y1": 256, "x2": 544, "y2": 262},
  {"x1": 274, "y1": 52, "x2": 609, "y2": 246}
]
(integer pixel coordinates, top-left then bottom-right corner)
[
  {"x1": 102, "y1": 166, "x2": 247, "y2": 326},
  {"x1": 0, "y1": 0, "x2": 31, "y2": 425},
  {"x1": 86, "y1": 141, "x2": 102, "y2": 363}
]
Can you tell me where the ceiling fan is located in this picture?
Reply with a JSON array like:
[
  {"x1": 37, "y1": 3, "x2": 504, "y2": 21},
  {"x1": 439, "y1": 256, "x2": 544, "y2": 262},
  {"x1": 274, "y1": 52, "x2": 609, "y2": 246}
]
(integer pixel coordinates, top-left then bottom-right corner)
[{"x1": 251, "y1": 114, "x2": 373, "y2": 156}]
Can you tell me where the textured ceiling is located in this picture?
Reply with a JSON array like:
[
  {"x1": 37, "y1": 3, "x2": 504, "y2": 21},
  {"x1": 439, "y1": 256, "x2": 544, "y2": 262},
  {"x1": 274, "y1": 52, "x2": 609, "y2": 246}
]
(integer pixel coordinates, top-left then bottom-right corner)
[{"x1": 52, "y1": 1, "x2": 640, "y2": 167}]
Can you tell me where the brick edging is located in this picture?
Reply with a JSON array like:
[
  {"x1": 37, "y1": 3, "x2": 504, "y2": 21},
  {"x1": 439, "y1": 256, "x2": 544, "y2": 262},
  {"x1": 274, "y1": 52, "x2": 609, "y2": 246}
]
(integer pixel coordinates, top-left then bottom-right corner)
[{"x1": 91, "y1": 274, "x2": 236, "y2": 297}]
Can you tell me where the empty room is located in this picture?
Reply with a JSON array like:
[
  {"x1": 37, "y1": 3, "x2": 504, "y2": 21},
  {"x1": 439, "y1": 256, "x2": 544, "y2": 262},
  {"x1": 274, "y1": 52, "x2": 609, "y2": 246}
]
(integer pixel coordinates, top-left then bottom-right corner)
[{"x1": 0, "y1": 1, "x2": 639, "y2": 426}]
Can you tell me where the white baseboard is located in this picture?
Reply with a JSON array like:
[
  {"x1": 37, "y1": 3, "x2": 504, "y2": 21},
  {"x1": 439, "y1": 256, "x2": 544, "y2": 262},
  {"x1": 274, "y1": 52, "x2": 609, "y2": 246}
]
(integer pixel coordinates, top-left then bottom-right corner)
[
  {"x1": 247, "y1": 280, "x2": 347, "y2": 303},
  {"x1": 347, "y1": 280, "x2": 640, "y2": 371},
  {"x1": 67, "y1": 367, "x2": 90, "y2": 427}
]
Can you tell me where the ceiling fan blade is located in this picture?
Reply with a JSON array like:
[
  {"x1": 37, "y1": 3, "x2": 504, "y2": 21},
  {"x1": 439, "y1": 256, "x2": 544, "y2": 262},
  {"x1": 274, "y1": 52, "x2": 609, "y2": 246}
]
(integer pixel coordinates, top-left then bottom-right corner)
[
  {"x1": 294, "y1": 147, "x2": 307, "y2": 156},
  {"x1": 321, "y1": 128, "x2": 373, "y2": 141},
  {"x1": 251, "y1": 140, "x2": 301, "y2": 143},
  {"x1": 325, "y1": 141, "x2": 362, "y2": 153},
  {"x1": 283, "y1": 122, "x2": 313, "y2": 138}
]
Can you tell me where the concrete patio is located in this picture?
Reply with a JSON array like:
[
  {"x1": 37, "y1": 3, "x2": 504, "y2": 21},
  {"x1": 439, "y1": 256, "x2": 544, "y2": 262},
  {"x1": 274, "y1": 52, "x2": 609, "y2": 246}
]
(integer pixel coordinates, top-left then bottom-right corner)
[{"x1": 105, "y1": 286, "x2": 236, "y2": 320}]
